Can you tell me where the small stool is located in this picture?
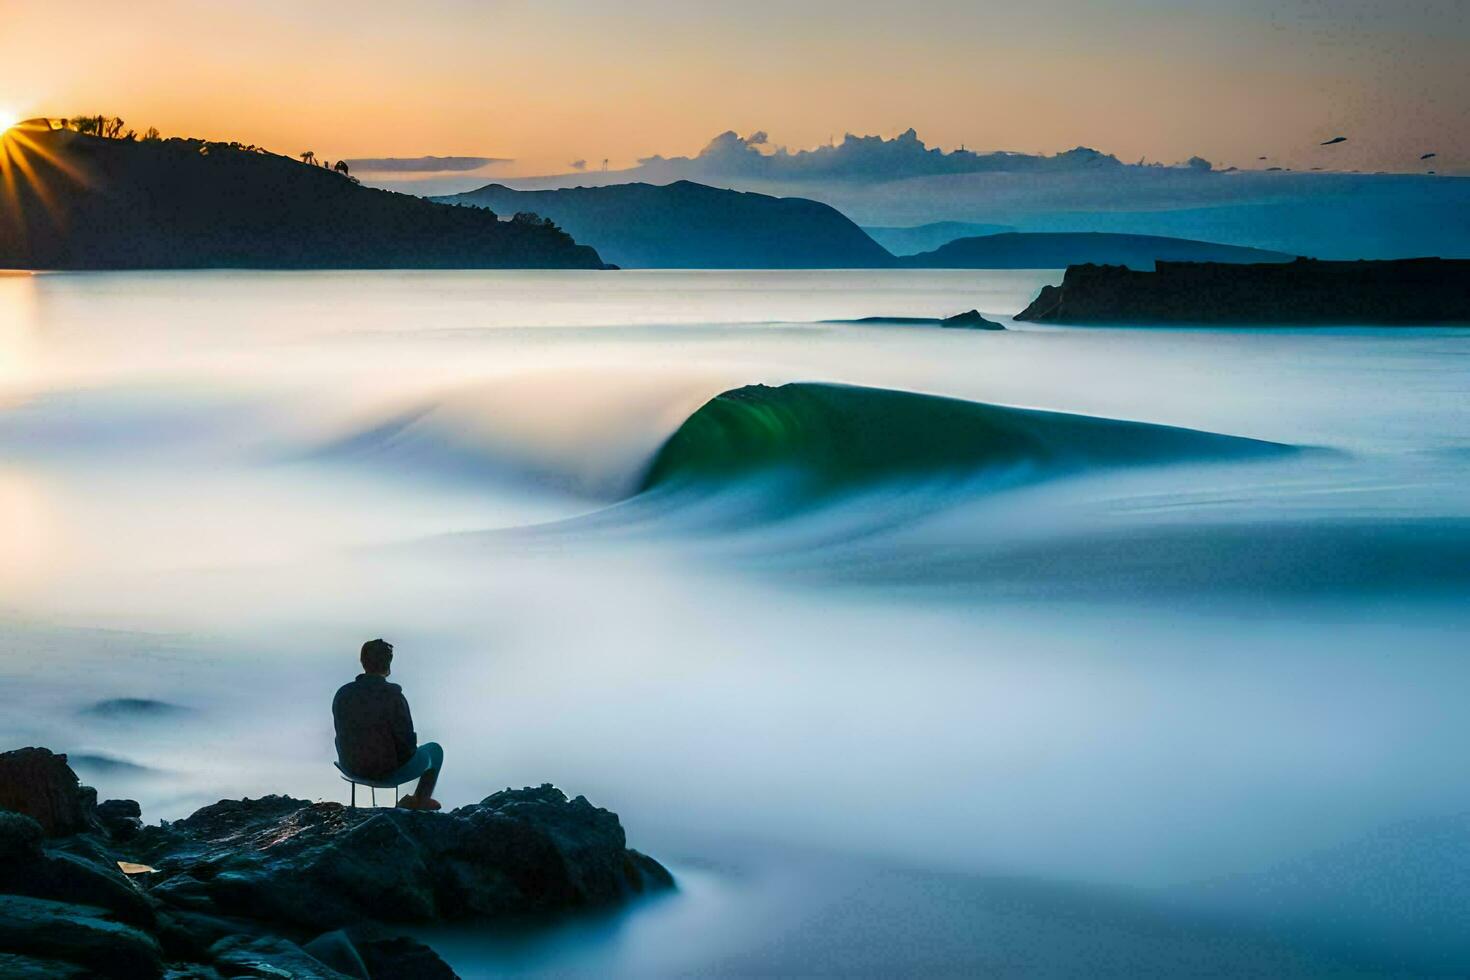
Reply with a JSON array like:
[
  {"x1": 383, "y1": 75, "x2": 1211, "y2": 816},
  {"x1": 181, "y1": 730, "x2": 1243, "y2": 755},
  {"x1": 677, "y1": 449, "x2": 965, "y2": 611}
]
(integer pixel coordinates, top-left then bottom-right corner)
[{"x1": 333, "y1": 762, "x2": 409, "y2": 809}]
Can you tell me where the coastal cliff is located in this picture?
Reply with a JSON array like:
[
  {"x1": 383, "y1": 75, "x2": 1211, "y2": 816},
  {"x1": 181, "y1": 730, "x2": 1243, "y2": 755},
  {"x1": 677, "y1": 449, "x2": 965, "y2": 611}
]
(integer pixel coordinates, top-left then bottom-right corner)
[
  {"x1": 0, "y1": 747, "x2": 672, "y2": 978},
  {"x1": 1014, "y1": 257, "x2": 1470, "y2": 324}
]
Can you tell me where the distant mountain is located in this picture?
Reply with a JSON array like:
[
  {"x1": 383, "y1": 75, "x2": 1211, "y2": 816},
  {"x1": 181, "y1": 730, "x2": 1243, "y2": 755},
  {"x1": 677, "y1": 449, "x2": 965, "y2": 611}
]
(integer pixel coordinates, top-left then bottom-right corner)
[
  {"x1": 898, "y1": 232, "x2": 1295, "y2": 270},
  {"x1": 0, "y1": 125, "x2": 606, "y2": 269},
  {"x1": 862, "y1": 222, "x2": 1016, "y2": 256},
  {"x1": 498, "y1": 128, "x2": 1469, "y2": 261},
  {"x1": 432, "y1": 180, "x2": 894, "y2": 268}
]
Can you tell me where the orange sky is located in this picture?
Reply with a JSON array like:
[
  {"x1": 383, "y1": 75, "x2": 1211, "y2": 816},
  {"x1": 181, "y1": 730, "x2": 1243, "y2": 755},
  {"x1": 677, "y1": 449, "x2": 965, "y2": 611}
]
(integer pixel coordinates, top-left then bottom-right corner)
[{"x1": 2, "y1": 0, "x2": 1465, "y2": 176}]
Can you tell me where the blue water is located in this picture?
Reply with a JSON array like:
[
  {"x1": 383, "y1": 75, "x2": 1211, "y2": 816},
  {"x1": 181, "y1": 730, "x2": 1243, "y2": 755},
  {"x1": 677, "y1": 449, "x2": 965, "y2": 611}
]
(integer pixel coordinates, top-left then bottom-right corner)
[{"x1": 0, "y1": 269, "x2": 1467, "y2": 975}]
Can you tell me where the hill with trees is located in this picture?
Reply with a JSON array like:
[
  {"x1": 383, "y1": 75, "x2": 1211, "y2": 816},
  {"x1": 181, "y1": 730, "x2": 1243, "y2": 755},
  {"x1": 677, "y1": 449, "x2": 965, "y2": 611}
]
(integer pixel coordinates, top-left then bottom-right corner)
[
  {"x1": 433, "y1": 180, "x2": 895, "y2": 268},
  {"x1": 0, "y1": 121, "x2": 606, "y2": 269}
]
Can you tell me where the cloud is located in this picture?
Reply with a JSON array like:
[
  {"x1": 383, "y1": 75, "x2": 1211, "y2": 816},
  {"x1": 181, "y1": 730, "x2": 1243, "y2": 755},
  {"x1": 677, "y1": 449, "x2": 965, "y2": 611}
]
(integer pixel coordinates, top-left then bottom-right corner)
[
  {"x1": 570, "y1": 159, "x2": 587, "y2": 170},
  {"x1": 611, "y1": 128, "x2": 1132, "y2": 183},
  {"x1": 344, "y1": 156, "x2": 511, "y2": 173}
]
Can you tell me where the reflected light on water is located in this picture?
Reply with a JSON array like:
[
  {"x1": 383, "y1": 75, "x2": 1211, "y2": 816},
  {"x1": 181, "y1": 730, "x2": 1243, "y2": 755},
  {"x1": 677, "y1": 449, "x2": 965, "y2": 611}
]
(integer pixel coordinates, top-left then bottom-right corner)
[
  {"x1": 0, "y1": 466, "x2": 62, "y2": 596},
  {"x1": 0, "y1": 271, "x2": 41, "y2": 399}
]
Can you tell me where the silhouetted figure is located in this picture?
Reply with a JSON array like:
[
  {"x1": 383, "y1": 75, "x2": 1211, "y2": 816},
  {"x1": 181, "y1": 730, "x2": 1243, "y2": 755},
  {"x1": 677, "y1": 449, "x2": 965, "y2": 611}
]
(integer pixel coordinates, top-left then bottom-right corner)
[{"x1": 332, "y1": 638, "x2": 444, "y2": 810}]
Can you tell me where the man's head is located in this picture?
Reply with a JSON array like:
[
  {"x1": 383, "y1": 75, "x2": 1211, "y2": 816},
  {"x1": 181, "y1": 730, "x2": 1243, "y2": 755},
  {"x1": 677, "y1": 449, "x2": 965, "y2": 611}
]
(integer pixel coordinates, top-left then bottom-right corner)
[{"x1": 360, "y1": 638, "x2": 394, "y2": 676}]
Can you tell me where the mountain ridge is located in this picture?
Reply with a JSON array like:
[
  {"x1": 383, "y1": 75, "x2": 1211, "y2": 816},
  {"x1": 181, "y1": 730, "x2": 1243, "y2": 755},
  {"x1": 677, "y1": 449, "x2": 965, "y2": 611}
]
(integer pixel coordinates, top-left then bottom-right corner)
[{"x1": 433, "y1": 179, "x2": 894, "y2": 268}]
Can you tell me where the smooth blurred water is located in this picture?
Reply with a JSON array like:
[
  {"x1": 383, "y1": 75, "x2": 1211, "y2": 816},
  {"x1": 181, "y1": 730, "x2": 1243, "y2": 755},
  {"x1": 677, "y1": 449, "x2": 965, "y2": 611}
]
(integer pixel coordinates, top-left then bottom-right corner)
[{"x1": 1, "y1": 269, "x2": 1468, "y2": 975}]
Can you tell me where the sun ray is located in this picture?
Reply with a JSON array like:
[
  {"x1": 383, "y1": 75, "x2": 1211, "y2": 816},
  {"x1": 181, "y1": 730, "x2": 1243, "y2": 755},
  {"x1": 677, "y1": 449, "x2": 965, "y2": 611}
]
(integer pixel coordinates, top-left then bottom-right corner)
[
  {"x1": 9, "y1": 128, "x2": 90, "y2": 186},
  {"x1": 0, "y1": 123, "x2": 95, "y2": 252}
]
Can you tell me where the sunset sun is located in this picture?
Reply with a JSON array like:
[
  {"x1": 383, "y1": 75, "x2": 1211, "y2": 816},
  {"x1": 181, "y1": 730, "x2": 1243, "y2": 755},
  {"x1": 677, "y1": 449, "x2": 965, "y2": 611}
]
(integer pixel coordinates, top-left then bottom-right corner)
[{"x1": 0, "y1": 109, "x2": 19, "y2": 134}]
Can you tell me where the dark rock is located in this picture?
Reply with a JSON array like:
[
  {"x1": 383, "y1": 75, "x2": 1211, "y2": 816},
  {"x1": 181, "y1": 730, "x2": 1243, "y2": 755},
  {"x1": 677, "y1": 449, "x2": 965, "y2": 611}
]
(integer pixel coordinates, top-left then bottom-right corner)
[
  {"x1": 1014, "y1": 257, "x2": 1470, "y2": 324},
  {"x1": 841, "y1": 310, "x2": 1003, "y2": 329},
  {"x1": 354, "y1": 935, "x2": 461, "y2": 979},
  {"x1": 98, "y1": 798, "x2": 146, "y2": 841},
  {"x1": 302, "y1": 930, "x2": 369, "y2": 979},
  {"x1": 0, "y1": 952, "x2": 95, "y2": 978},
  {"x1": 0, "y1": 747, "x2": 99, "y2": 836},
  {"x1": 939, "y1": 309, "x2": 1005, "y2": 330},
  {"x1": 2, "y1": 809, "x2": 154, "y2": 928},
  {"x1": 151, "y1": 908, "x2": 221, "y2": 961},
  {"x1": 0, "y1": 748, "x2": 669, "y2": 979},
  {"x1": 149, "y1": 873, "x2": 218, "y2": 912},
  {"x1": 128, "y1": 784, "x2": 673, "y2": 931},
  {"x1": 2, "y1": 849, "x2": 158, "y2": 929},
  {"x1": 0, "y1": 811, "x2": 44, "y2": 862},
  {"x1": 0, "y1": 894, "x2": 163, "y2": 979},
  {"x1": 208, "y1": 935, "x2": 354, "y2": 979}
]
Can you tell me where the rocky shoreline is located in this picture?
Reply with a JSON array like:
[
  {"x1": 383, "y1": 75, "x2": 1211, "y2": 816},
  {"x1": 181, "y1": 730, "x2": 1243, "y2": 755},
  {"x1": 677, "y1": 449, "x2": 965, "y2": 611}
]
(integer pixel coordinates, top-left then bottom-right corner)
[
  {"x1": 0, "y1": 747, "x2": 673, "y2": 978},
  {"x1": 1015, "y1": 257, "x2": 1470, "y2": 324}
]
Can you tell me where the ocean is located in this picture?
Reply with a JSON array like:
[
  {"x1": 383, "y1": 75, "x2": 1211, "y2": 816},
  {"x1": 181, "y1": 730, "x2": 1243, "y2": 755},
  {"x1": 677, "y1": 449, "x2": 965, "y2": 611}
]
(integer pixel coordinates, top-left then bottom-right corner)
[{"x1": 2, "y1": 269, "x2": 1468, "y2": 975}]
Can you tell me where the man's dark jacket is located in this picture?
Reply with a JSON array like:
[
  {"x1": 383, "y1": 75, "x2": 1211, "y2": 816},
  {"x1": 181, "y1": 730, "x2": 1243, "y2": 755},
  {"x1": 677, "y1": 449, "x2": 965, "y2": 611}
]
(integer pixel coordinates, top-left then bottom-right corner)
[{"x1": 332, "y1": 674, "x2": 417, "y2": 779}]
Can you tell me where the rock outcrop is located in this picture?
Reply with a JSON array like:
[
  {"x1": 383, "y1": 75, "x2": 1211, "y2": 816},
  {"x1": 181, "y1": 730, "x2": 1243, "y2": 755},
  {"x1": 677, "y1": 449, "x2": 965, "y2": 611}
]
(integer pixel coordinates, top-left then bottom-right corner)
[
  {"x1": 940, "y1": 309, "x2": 1005, "y2": 330},
  {"x1": 0, "y1": 747, "x2": 674, "y2": 979},
  {"x1": 0, "y1": 748, "x2": 98, "y2": 836},
  {"x1": 1014, "y1": 257, "x2": 1470, "y2": 324},
  {"x1": 844, "y1": 309, "x2": 1005, "y2": 330}
]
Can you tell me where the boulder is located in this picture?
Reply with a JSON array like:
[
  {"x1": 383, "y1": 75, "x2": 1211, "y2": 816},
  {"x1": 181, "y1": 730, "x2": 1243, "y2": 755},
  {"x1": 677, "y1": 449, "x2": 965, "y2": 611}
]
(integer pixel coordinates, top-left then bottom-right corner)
[
  {"x1": 302, "y1": 930, "x2": 369, "y2": 978},
  {"x1": 355, "y1": 935, "x2": 460, "y2": 979},
  {"x1": 0, "y1": 806, "x2": 155, "y2": 930},
  {"x1": 208, "y1": 935, "x2": 354, "y2": 979},
  {"x1": 0, "y1": 748, "x2": 669, "y2": 978},
  {"x1": 0, "y1": 952, "x2": 95, "y2": 979},
  {"x1": 4, "y1": 849, "x2": 157, "y2": 929},
  {"x1": 0, "y1": 747, "x2": 99, "y2": 836},
  {"x1": 0, "y1": 894, "x2": 163, "y2": 979},
  {"x1": 0, "y1": 811, "x2": 44, "y2": 862},
  {"x1": 98, "y1": 798, "x2": 146, "y2": 841},
  {"x1": 129, "y1": 784, "x2": 673, "y2": 931}
]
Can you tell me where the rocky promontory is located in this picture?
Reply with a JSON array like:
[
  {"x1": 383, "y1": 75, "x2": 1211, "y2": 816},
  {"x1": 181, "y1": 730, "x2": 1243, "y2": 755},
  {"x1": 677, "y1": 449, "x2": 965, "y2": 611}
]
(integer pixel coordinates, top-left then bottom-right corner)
[
  {"x1": 0, "y1": 747, "x2": 673, "y2": 978},
  {"x1": 1015, "y1": 257, "x2": 1470, "y2": 324},
  {"x1": 842, "y1": 309, "x2": 1005, "y2": 330}
]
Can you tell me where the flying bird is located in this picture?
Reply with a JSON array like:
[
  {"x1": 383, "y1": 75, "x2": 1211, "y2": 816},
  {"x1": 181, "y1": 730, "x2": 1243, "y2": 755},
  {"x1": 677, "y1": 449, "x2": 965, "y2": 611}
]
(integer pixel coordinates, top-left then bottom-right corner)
[
  {"x1": 1420, "y1": 152, "x2": 1437, "y2": 160},
  {"x1": 1320, "y1": 136, "x2": 1347, "y2": 146},
  {"x1": 1258, "y1": 156, "x2": 1268, "y2": 160}
]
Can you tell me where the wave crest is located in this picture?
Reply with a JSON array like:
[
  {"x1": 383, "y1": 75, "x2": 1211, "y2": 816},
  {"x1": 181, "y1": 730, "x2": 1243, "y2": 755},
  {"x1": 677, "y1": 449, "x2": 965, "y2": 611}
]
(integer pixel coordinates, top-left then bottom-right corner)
[{"x1": 639, "y1": 383, "x2": 1293, "y2": 495}]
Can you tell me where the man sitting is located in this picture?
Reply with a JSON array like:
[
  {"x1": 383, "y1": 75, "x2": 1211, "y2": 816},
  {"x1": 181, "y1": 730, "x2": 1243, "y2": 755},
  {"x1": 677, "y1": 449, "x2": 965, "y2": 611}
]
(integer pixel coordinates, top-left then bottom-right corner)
[{"x1": 332, "y1": 638, "x2": 444, "y2": 811}]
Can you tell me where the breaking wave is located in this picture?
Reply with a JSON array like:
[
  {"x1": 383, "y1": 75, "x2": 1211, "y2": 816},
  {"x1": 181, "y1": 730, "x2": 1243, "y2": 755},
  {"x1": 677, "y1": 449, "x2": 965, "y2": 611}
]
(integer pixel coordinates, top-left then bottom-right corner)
[{"x1": 638, "y1": 382, "x2": 1293, "y2": 496}]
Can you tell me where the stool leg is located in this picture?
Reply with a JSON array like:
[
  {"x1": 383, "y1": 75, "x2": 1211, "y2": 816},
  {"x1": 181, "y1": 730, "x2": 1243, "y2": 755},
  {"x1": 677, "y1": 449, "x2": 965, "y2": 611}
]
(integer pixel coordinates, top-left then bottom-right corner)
[
  {"x1": 395, "y1": 785, "x2": 399, "y2": 805},
  {"x1": 371, "y1": 786, "x2": 377, "y2": 807},
  {"x1": 350, "y1": 782, "x2": 356, "y2": 810}
]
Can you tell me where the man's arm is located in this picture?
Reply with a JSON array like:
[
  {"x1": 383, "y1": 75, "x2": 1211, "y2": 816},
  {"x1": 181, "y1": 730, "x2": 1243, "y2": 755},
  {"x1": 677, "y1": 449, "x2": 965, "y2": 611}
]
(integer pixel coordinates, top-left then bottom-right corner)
[{"x1": 393, "y1": 690, "x2": 418, "y2": 763}]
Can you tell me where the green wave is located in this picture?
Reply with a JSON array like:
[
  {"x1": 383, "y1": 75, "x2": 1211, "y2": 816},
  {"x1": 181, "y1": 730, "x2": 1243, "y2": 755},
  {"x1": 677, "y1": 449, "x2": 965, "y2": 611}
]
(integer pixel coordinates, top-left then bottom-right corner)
[{"x1": 638, "y1": 383, "x2": 1292, "y2": 495}]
